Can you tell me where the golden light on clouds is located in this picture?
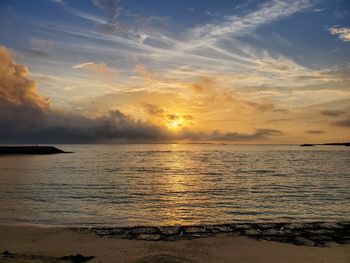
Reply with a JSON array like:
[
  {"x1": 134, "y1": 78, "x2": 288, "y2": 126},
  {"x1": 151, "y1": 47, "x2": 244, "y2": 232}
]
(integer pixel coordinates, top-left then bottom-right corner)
[
  {"x1": 73, "y1": 62, "x2": 118, "y2": 81},
  {"x1": 1, "y1": 0, "x2": 349, "y2": 144},
  {"x1": 167, "y1": 116, "x2": 185, "y2": 131},
  {"x1": 1, "y1": 38, "x2": 350, "y2": 144}
]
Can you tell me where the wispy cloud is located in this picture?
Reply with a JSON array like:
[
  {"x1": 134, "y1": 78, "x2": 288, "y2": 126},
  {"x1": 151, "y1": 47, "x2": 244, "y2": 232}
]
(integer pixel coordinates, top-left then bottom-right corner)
[
  {"x1": 91, "y1": 0, "x2": 123, "y2": 34},
  {"x1": 68, "y1": 8, "x2": 107, "y2": 24},
  {"x1": 320, "y1": 110, "x2": 346, "y2": 116},
  {"x1": 64, "y1": 0, "x2": 313, "y2": 78},
  {"x1": 51, "y1": 0, "x2": 65, "y2": 5},
  {"x1": 73, "y1": 62, "x2": 118, "y2": 80},
  {"x1": 305, "y1": 130, "x2": 325, "y2": 134},
  {"x1": 28, "y1": 38, "x2": 54, "y2": 57},
  {"x1": 1, "y1": 45, "x2": 287, "y2": 143},
  {"x1": 328, "y1": 26, "x2": 350, "y2": 42},
  {"x1": 3, "y1": 0, "x2": 349, "y2": 143},
  {"x1": 189, "y1": 0, "x2": 312, "y2": 45}
]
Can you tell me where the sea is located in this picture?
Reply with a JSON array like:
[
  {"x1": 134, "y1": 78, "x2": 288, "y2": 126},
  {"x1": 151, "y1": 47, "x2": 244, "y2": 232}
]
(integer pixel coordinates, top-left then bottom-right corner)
[{"x1": 0, "y1": 144, "x2": 349, "y2": 227}]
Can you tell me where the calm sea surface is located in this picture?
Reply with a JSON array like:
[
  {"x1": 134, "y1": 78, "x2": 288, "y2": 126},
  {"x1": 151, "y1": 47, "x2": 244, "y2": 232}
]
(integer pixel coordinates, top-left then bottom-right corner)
[{"x1": 0, "y1": 144, "x2": 349, "y2": 226}]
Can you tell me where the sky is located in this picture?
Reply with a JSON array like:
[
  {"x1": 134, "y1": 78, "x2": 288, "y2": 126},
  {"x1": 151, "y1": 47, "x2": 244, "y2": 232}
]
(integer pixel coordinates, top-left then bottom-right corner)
[{"x1": 0, "y1": 0, "x2": 349, "y2": 143}]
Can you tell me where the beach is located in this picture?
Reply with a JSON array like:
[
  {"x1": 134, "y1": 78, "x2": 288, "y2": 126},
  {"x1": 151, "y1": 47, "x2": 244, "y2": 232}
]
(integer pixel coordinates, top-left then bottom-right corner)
[
  {"x1": 1, "y1": 0, "x2": 350, "y2": 261},
  {"x1": 1, "y1": 224, "x2": 349, "y2": 263}
]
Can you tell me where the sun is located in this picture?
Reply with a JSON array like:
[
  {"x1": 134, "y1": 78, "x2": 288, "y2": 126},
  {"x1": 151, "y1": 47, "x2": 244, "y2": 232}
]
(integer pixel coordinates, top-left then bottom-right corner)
[
  {"x1": 163, "y1": 112, "x2": 193, "y2": 131},
  {"x1": 168, "y1": 119, "x2": 184, "y2": 130}
]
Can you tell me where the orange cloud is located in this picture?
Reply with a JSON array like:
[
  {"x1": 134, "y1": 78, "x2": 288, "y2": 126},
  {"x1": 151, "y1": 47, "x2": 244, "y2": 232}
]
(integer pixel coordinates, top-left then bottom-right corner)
[
  {"x1": 0, "y1": 46, "x2": 289, "y2": 143},
  {"x1": 135, "y1": 64, "x2": 160, "y2": 82},
  {"x1": 73, "y1": 62, "x2": 118, "y2": 80},
  {"x1": 0, "y1": 46, "x2": 50, "y2": 109}
]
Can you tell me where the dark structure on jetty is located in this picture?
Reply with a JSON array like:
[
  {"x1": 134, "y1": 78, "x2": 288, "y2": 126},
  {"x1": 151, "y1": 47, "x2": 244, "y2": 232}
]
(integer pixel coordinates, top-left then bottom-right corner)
[{"x1": 0, "y1": 146, "x2": 67, "y2": 155}]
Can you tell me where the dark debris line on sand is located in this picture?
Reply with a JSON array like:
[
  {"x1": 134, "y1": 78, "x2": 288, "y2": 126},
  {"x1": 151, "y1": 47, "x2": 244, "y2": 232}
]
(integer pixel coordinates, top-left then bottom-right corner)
[
  {"x1": 74, "y1": 222, "x2": 350, "y2": 247},
  {"x1": 0, "y1": 250, "x2": 94, "y2": 263},
  {"x1": 134, "y1": 254, "x2": 193, "y2": 263}
]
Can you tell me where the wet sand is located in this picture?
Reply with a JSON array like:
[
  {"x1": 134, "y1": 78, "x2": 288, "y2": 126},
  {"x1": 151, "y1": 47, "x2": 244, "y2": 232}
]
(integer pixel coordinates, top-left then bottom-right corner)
[{"x1": 0, "y1": 225, "x2": 349, "y2": 263}]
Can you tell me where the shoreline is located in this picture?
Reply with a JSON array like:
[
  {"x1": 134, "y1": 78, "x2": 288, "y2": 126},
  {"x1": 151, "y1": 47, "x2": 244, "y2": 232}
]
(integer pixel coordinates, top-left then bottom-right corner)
[
  {"x1": 1, "y1": 221, "x2": 349, "y2": 246},
  {"x1": 76, "y1": 221, "x2": 350, "y2": 247},
  {"x1": 1, "y1": 223, "x2": 349, "y2": 263}
]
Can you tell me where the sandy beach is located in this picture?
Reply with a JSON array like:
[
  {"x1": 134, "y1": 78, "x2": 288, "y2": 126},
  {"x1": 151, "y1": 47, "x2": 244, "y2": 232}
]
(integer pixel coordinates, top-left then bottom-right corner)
[{"x1": 0, "y1": 225, "x2": 349, "y2": 263}]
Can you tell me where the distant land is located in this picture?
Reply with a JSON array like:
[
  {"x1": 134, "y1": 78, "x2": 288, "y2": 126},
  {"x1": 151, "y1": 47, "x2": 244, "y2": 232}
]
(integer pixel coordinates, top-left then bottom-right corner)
[
  {"x1": 300, "y1": 142, "x2": 350, "y2": 147},
  {"x1": 0, "y1": 146, "x2": 68, "y2": 155}
]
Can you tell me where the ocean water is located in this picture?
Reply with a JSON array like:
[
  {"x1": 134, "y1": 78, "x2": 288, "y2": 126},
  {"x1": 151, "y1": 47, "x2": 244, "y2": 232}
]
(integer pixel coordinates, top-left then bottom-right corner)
[{"x1": 0, "y1": 144, "x2": 349, "y2": 227}]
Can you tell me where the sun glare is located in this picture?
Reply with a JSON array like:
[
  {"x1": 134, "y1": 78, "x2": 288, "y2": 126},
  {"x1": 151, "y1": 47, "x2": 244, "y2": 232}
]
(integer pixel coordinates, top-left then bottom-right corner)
[{"x1": 168, "y1": 119, "x2": 184, "y2": 130}]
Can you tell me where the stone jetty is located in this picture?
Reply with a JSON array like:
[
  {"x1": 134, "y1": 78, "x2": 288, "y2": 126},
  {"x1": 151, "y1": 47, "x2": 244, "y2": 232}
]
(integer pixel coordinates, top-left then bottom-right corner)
[{"x1": 0, "y1": 146, "x2": 68, "y2": 155}]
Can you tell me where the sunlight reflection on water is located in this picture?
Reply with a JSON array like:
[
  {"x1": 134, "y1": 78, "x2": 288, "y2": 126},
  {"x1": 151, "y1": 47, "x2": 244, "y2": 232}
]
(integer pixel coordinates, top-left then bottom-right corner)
[{"x1": 0, "y1": 144, "x2": 349, "y2": 226}]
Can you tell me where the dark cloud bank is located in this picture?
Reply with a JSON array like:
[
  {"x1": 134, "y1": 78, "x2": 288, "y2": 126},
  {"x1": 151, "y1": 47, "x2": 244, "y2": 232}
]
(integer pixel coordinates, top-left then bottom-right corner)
[
  {"x1": 0, "y1": 46, "x2": 283, "y2": 143},
  {"x1": 320, "y1": 110, "x2": 350, "y2": 128}
]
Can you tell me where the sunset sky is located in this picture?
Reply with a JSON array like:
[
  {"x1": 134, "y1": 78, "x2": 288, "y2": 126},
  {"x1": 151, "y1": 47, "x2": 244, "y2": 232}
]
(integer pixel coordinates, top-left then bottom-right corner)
[{"x1": 0, "y1": 0, "x2": 349, "y2": 143}]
